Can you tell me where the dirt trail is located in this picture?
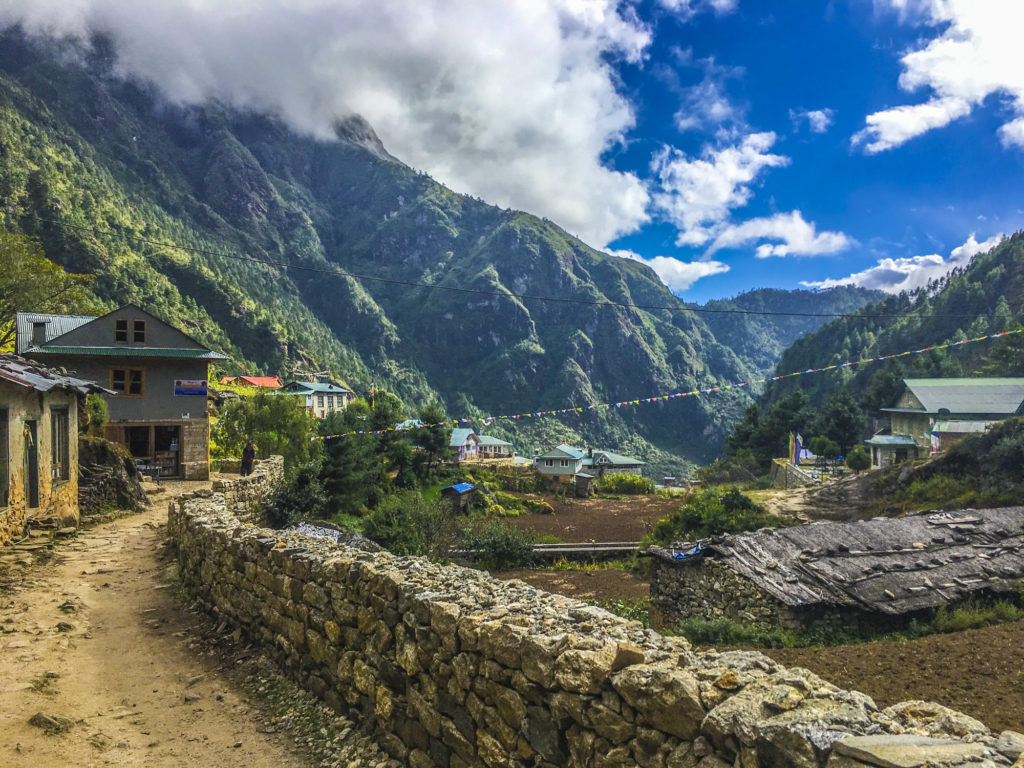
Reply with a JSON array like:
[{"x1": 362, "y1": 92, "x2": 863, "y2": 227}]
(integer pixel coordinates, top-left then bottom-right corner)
[{"x1": 0, "y1": 485, "x2": 310, "y2": 768}]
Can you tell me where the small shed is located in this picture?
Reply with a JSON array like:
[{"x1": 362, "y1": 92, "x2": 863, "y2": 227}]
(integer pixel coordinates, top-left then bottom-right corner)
[
  {"x1": 647, "y1": 507, "x2": 1024, "y2": 632},
  {"x1": 573, "y1": 472, "x2": 595, "y2": 497},
  {"x1": 440, "y1": 482, "x2": 475, "y2": 513}
]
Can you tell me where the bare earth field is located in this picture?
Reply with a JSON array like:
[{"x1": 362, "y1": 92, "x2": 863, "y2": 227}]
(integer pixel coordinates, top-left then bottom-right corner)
[
  {"x1": 508, "y1": 494, "x2": 681, "y2": 542},
  {"x1": 492, "y1": 568, "x2": 650, "y2": 602}
]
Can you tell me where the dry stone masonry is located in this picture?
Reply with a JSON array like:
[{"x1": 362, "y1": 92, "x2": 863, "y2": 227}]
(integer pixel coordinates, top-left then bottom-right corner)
[{"x1": 168, "y1": 460, "x2": 1022, "y2": 768}]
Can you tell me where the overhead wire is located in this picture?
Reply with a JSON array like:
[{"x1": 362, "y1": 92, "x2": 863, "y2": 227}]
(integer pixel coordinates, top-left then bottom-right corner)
[{"x1": 44, "y1": 219, "x2": 1011, "y2": 321}]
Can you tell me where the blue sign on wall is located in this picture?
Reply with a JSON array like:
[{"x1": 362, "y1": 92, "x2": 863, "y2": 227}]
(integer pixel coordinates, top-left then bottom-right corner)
[{"x1": 174, "y1": 379, "x2": 208, "y2": 397}]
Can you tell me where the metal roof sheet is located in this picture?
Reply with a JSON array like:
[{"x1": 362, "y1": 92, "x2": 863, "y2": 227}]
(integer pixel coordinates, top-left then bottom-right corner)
[
  {"x1": 441, "y1": 483, "x2": 475, "y2": 494},
  {"x1": 27, "y1": 346, "x2": 229, "y2": 360},
  {"x1": 0, "y1": 354, "x2": 112, "y2": 395},
  {"x1": 449, "y1": 428, "x2": 478, "y2": 447},
  {"x1": 477, "y1": 435, "x2": 512, "y2": 446},
  {"x1": 591, "y1": 450, "x2": 645, "y2": 466},
  {"x1": 537, "y1": 444, "x2": 585, "y2": 460},
  {"x1": 903, "y1": 378, "x2": 1024, "y2": 415},
  {"x1": 281, "y1": 380, "x2": 351, "y2": 394},
  {"x1": 865, "y1": 435, "x2": 919, "y2": 446},
  {"x1": 15, "y1": 312, "x2": 95, "y2": 354},
  {"x1": 932, "y1": 420, "x2": 995, "y2": 434}
]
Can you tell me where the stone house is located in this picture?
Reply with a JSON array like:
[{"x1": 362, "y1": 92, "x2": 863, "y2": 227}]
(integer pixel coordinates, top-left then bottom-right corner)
[
  {"x1": 647, "y1": 508, "x2": 1024, "y2": 633},
  {"x1": 866, "y1": 377, "x2": 1024, "y2": 468},
  {"x1": 278, "y1": 380, "x2": 353, "y2": 418},
  {"x1": 0, "y1": 355, "x2": 110, "y2": 545},
  {"x1": 17, "y1": 305, "x2": 228, "y2": 480}
]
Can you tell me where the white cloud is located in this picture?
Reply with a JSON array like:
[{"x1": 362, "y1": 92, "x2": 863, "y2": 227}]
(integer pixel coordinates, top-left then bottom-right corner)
[
  {"x1": 707, "y1": 211, "x2": 853, "y2": 257},
  {"x1": 659, "y1": 0, "x2": 739, "y2": 20},
  {"x1": 801, "y1": 233, "x2": 1004, "y2": 292},
  {"x1": 610, "y1": 249, "x2": 729, "y2": 292},
  {"x1": 670, "y1": 51, "x2": 745, "y2": 134},
  {"x1": 790, "y1": 107, "x2": 835, "y2": 134},
  {"x1": 651, "y1": 132, "x2": 789, "y2": 246},
  {"x1": 0, "y1": 0, "x2": 653, "y2": 248},
  {"x1": 998, "y1": 117, "x2": 1024, "y2": 148},
  {"x1": 854, "y1": 1, "x2": 1024, "y2": 153}
]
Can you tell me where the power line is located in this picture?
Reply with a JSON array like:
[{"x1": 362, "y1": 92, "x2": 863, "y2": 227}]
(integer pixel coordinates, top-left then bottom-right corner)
[{"x1": 43, "y1": 219, "x2": 1010, "y2": 321}]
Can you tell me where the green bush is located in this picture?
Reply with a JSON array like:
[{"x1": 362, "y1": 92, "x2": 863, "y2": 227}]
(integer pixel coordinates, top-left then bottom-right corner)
[
  {"x1": 265, "y1": 461, "x2": 327, "y2": 528},
  {"x1": 648, "y1": 488, "x2": 797, "y2": 546},
  {"x1": 595, "y1": 473, "x2": 655, "y2": 495},
  {"x1": 364, "y1": 493, "x2": 458, "y2": 560},
  {"x1": 845, "y1": 445, "x2": 871, "y2": 473},
  {"x1": 459, "y1": 519, "x2": 535, "y2": 569},
  {"x1": 593, "y1": 599, "x2": 650, "y2": 627},
  {"x1": 670, "y1": 617, "x2": 800, "y2": 648},
  {"x1": 84, "y1": 393, "x2": 108, "y2": 436}
]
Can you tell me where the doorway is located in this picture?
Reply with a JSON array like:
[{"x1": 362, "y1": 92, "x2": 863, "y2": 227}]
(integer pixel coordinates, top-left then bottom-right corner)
[{"x1": 24, "y1": 420, "x2": 39, "y2": 508}]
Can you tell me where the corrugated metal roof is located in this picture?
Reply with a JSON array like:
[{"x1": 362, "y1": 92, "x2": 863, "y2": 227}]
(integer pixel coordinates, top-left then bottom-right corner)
[
  {"x1": 477, "y1": 435, "x2": 511, "y2": 446},
  {"x1": 865, "y1": 435, "x2": 919, "y2": 446},
  {"x1": 281, "y1": 380, "x2": 351, "y2": 394},
  {"x1": 932, "y1": 420, "x2": 994, "y2": 434},
  {"x1": 441, "y1": 482, "x2": 475, "y2": 494},
  {"x1": 0, "y1": 354, "x2": 112, "y2": 395},
  {"x1": 591, "y1": 450, "x2": 645, "y2": 466},
  {"x1": 903, "y1": 378, "x2": 1024, "y2": 415},
  {"x1": 27, "y1": 346, "x2": 229, "y2": 360},
  {"x1": 449, "y1": 428, "x2": 478, "y2": 447},
  {"x1": 15, "y1": 312, "x2": 95, "y2": 354},
  {"x1": 537, "y1": 444, "x2": 585, "y2": 460},
  {"x1": 651, "y1": 507, "x2": 1024, "y2": 615}
]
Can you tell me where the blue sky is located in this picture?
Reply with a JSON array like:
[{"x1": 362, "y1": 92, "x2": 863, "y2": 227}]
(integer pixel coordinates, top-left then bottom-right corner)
[{"x1": 6, "y1": 0, "x2": 1024, "y2": 303}]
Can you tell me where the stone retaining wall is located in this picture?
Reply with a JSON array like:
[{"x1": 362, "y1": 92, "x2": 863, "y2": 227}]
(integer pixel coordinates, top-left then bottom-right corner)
[
  {"x1": 210, "y1": 455, "x2": 284, "y2": 511},
  {"x1": 167, "y1": 470, "x2": 1017, "y2": 768}
]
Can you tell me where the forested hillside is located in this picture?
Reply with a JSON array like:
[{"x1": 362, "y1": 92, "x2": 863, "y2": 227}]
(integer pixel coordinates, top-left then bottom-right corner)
[
  {"x1": 763, "y1": 233, "x2": 1024, "y2": 411},
  {"x1": 0, "y1": 31, "x2": 879, "y2": 475}
]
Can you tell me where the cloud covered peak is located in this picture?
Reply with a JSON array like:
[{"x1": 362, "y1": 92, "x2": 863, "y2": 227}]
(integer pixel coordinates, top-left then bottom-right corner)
[{"x1": 0, "y1": 0, "x2": 653, "y2": 248}]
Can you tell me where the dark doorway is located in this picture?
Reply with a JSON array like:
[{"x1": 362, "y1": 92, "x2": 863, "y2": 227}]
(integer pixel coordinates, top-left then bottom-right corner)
[
  {"x1": 154, "y1": 426, "x2": 180, "y2": 477},
  {"x1": 126, "y1": 426, "x2": 151, "y2": 458},
  {"x1": 24, "y1": 420, "x2": 39, "y2": 508}
]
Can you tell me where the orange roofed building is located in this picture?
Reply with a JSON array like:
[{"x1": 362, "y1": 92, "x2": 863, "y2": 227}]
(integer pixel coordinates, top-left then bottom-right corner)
[{"x1": 220, "y1": 376, "x2": 283, "y2": 389}]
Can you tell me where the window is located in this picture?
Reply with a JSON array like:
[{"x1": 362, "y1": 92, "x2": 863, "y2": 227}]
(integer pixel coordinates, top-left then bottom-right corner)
[
  {"x1": 560, "y1": 459, "x2": 568, "y2": 467},
  {"x1": 0, "y1": 409, "x2": 8, "y2": 507},
  {"x1": 115, "y1": 318, "x2": 128, "y2": 343},
  {"x1": 317, "y1": 395, "x2": 324, "y2": 408},
  {"x1": 327, "y1": 395, "x2": 334, "y2": 408},
  {"x1": 545, "y1": 459, "x2": 552, "y2": 467},
  {"x1": 110, "y1": 367, "x2": 145, "y2": 396},
  {"x1": 133, "y1": 320, "x2": 146, "y2": 343},
  {"x1": 51, "y1": 408, "x2": 70, "y2": 483}
]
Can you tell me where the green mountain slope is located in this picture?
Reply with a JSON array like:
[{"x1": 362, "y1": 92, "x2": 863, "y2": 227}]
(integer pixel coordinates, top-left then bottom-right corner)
[
  {"x1": 0, "y1": 32, "x2": 881, "y2": 476},
  {"x1": 699, "y1": 286, "x2": 886, "y2": 380},
  {"x1": 761, "y1": 232, "x2": 1024, "y2": 412}
]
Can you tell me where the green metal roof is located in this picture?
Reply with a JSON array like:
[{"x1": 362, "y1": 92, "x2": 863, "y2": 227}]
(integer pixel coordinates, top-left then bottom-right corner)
[
  {"x1": 29, "y1": 346, "x2": 229, "y2": 360},
  {"x1": 589, "y1": 450, "x2": 645, "y2": 466},
  {"x1": 865, "y1": 435, "x2": 919, "y2": 446},
  {"x1": 477, "y1": 435, "x2": 512, "y2": 446},
  {"x1": 901, "y1": 378, "x2": 1024, "y2": 416}
]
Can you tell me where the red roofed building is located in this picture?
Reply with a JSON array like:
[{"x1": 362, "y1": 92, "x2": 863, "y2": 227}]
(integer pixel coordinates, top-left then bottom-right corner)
[{"x1": 220, "y1": 376, "x2": 283, "y2": 389}]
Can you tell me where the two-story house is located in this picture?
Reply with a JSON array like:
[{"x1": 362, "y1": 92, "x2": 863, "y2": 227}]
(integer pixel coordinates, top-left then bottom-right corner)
[
  {"x1": 17, "y1": 305, "x2": 228, "y2": 480},
  {"x1": 278, "y1": 380, "x2": 353, "y2": 418},
  {"x1": 866, "y1": 377, "x2": 1024, "y2": 468},
  {"x1": 535, "y1": 444, "x2": 646, "y2": 480}
]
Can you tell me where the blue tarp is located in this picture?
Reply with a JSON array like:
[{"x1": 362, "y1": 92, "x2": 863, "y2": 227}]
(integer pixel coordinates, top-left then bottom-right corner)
[
  {"x1": 672, "y1": 543, "x2": 703, "y2": 561},
  {"x1": 442, "y1": 483, "x2": 475, "y2": 494}
]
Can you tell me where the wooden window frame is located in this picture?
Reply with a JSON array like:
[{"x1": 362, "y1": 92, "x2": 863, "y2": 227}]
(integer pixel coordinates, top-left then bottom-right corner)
[
  {"x1": 110, "y1": 367, "x2": 146, "y2": 397},
  {"x1": 51, "y1": 407, "x2": 70, "y2": 484},
  {"x1": 115, "y1": 318, "x2": 129, "y2": 343},
  {"x1": 133, "y1": 319, "x2": 146, "y2": 343},
  {"x1": 317, "y1": 395, "x2": 325, "y2": 408}
]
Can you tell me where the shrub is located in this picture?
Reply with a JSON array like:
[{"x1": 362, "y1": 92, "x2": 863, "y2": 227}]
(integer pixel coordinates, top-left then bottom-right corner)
[
  {"x1": 845, "y1": 445, "x2": 871, "y2": 473},
  {"x1": 459, "y1": 519, "x2": 535, "y2": 570},
  {"x1": 595, "y1": 473, "x2": 655, "y2": 495},
  {"x1": 84, "y1": 393, "x2": 109, "y2": 436},
  {"x1": 265, "y1": 461, "x2": 327, "y2": 528},
  {"x1": 648, "y1": 488, "x2": 797, "y2": 546},
  {"x1": 593, "y1": 599, "x2": 650, "y2": 627},
  {"x1": 364, "y1": 492, "x2": 458, "y2": 560}
]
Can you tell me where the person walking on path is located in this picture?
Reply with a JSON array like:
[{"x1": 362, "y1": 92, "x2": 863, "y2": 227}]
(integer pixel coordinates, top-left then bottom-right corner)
[{"x1": 240, "y1": 439, "x2": 256, "y2": 477}]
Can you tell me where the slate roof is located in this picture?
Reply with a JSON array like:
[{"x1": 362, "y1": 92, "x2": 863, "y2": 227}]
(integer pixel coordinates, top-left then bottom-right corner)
[
  {"x1": 649, "y1": 508, "x2": 1024, "y2": 615},
  {"x1": 31, "y1": 346, "x2": 228, "y2": 359},
  {"x1": 15, "y1": 312, "x2": 94, "y2": 354},
  {"x1": 0, "y1": 354, "x2": 112, "y2": 395},
  {"x1": 887, "y1": 378, "x2": 1024, "y2": 416}
]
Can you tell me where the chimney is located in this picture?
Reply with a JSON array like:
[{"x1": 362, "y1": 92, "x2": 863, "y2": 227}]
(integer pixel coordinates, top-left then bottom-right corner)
[{"x1": 32, "y1": 321, "x2": 48, "y2": 346}]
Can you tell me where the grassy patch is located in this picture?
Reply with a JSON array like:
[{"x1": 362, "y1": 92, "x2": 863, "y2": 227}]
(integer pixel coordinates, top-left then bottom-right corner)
[
  {"x1": 549, "y1": 557, "x2": 631, "y2": 572},
  {"x1": 593, "y1": 599, "x2": 650, "y2": 628}
]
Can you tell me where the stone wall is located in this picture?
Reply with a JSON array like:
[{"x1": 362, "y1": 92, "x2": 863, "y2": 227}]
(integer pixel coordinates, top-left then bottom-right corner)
[
  {"x1": 168, "y1": 475, "x2": 1016, "y2": 768},
  {"x1": 210, "y1": 455, "x2": 284, "y2": 511}
]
